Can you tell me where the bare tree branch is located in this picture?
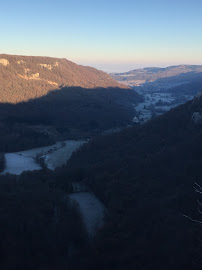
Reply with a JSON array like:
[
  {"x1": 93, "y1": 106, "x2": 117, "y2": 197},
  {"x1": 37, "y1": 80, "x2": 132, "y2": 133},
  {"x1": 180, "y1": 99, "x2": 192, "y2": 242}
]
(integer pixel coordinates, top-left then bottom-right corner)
[
  {"x1": 197, "y1": 199, "x2": 202, "y2": 206},
  {"x1": 183, "y1": 214, "x2": 202, "y2": 224},
  {"x1": 194, "y1": 187, "x2": 202, "y2": 194},
  {"x1": 195, "y1": 182, "x2": 202, "y2": 191},
  {"x1": 198, "y1": 206, "x2": 202, "y2": 214}
]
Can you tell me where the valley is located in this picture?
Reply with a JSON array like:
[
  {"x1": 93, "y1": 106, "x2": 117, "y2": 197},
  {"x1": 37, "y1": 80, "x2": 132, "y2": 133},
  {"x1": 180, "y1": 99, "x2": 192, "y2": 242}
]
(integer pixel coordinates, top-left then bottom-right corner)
[
  {"x1": 64, "y1": 92, "x2": 202, "y2": 269},
  {"x1": 0, "y1": 55, "x2": 202, "y2": 270},
  {"x1": 134, "y1": 87, "x2": 194, "y2": 122},
  {"x1": 1, "y1": 137, "x2": 107, "y2": 243},
  {"x1": 112, "y1": 65, "x2": 202, "y2": 123},
  {"x1": 2, "y1": 1, "x2": 202, "y2": 269}
]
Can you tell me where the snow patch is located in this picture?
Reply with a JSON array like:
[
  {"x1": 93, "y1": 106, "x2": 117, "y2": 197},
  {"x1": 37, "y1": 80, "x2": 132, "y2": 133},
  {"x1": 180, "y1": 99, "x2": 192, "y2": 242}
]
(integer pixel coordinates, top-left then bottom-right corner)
[
  {"x1": 42, "y1": 140, "x2": 85, "y2": 170},
  {"x1": 2, "y1": 153, "x2": 41, "y2": 175},
  {"x1": 69, "y1": 192, "x2": 106, "y2": 236}
]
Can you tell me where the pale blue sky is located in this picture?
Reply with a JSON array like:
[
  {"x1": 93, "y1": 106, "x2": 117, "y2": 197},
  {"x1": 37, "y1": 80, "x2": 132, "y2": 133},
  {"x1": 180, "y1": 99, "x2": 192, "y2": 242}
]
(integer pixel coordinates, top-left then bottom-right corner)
[{"x1": 1, "y1": 0, "x2": 202, "y2": 72}]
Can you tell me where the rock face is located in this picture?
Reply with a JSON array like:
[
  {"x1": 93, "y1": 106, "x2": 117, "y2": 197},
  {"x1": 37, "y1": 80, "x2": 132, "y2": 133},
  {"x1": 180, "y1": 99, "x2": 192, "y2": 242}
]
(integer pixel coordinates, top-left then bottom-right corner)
[
  {"x1": 39, "y1": 62, "x2": 58, "y2": 70},
  {"x1": 17, "y1": 60, "x2": 25, "y2": 65},
  {"x1": 0, "y1": 58, "x2": 9, "y2": 66},
  {"x1": 0, "y1": 54, "x2": 128, "y2": 103},
  {"x1": 19, "y1": 72, "x2": 40, "y2": 80}
]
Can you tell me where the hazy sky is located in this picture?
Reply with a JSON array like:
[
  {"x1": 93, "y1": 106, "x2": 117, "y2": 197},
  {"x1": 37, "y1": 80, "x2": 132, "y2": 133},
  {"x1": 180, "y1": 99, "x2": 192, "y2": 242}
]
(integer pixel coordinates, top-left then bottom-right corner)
[{"x1": 1, "y1": 0, "x2": 202, "y2": 72}]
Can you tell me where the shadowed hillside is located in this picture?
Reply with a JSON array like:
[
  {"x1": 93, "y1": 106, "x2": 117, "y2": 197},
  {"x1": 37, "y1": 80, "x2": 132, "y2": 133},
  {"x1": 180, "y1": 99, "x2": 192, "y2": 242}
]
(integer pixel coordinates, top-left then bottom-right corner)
[
  {"x1": 0, "y1": 86, "x2": 143, "y2": 152},
  {"x1": 0, "y1": 54, "x2": 128, "y2": 103},
  {"x1": 62, "y1": 92, "x2": 202, "y2": 269}
]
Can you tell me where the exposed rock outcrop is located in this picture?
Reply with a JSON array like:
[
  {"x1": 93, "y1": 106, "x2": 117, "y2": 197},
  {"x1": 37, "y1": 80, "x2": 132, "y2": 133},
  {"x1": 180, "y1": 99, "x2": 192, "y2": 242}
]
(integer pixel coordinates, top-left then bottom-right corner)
[
  {"x1": 39, "y1": 62, "x2": 58, "y2": 70},
  {"x1": 0, "y1": 59, "x2": 9, "y2": 66},
  {"x1": 17, "y1": 60, "x2": 26, "y2": 65},
  {"x1": 19, "y1": 72, "x2": 40, "y2": 80}
]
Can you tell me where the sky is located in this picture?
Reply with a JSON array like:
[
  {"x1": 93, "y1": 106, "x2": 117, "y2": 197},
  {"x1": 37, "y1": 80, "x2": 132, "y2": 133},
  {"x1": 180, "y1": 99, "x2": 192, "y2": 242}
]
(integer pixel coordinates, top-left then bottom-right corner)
[{"x1": 0, "y1": 0, "x2": 202, "y2": 72}]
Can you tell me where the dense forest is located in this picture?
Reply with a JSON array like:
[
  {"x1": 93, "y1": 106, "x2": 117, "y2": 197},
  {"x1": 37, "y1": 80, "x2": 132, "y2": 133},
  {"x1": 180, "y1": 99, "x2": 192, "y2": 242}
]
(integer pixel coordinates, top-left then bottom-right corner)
[
  {"x1": 59, "y1": 93, "x2": 202, "y2": 269},
  {"x1": 168, "y1": 78, "x2": 202, "y2": 95},
  {"x1": 0, "y1": 153, "x2": 5, "y2": 172},
  {"x1": 0, "y1": 86, "x2": 142, "y2": 152},
  {"x1": 0, "y1": 171, "x2": 88, "y2": 270},
  {"x1": 0, "y1": 54, "x2": 143, "y2": 152},
  {"x1": 1, "y1": 93, "x2": 202, "y2": 269}
]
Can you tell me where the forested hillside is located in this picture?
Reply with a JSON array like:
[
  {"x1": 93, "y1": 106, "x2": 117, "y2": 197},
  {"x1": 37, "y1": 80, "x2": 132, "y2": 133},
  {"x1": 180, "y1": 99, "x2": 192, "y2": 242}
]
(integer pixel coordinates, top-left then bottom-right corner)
[
  {"x1": 0, "y1": 86, "x2": 142, "y2": 152},
  {"x1": 62, "y1": 92, "x2": 202, "y2": 269},
  {"x1": 112, "y1": 65, "x2": 202, "y2": 86},
  {"x1": 0, "y1": 171, "x2": 88, "y2": 270},
  {"x1": 1, "y1": 78, "x2": 202, "y2": 270},
  {"x1": 0, "y1": 54, "x2": 127, "y2": 103},
  {"x1": 0, "y1": 54, "x2": 142, "y2": 152}
]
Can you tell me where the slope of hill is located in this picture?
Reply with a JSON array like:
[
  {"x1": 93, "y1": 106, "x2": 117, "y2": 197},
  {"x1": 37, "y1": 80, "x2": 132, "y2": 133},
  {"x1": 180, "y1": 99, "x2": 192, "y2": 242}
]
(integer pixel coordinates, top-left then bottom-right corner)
[
  {"x1": 0, "y1": 86, "x2": 143, "y2": 152},
  {"x1": 111, "y1": 65, "x2": 202, "y2": 86},
  {"x1": 0, "y1": 54, "x2": 127, "y2": 103},
  {"x1": 62, "y1": 92, "x2": 202, "y2": 269}
]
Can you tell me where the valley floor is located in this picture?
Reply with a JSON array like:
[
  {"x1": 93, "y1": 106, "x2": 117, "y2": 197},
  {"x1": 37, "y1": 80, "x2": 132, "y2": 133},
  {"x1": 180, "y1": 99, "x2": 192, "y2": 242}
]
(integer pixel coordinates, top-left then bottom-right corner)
[{"x1": 1, "y1": 140, "x2": 86, "y2": 175}]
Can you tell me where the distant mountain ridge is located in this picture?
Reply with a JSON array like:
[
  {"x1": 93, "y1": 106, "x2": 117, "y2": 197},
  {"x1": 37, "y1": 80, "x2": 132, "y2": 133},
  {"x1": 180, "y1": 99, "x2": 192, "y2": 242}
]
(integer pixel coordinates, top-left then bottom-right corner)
[
  {"x1": 0, "y1": 54, "x2": 127, "y2": 103},
  {"x1": 111, "y1": 65, "x2": 202, "y2": 86}
]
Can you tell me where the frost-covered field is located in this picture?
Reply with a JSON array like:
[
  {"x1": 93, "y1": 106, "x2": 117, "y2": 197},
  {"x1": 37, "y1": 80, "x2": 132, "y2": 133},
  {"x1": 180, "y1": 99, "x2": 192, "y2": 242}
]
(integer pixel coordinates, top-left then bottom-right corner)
[
  {"x1": 42, "y1": 140, "x2": 85, "y2": 170},
  {"x1": 135, "y1": 92, "x2": 194, "y2": 123},
  {"x1": 69, "y1": 192, "x2": 106, "y2": 236},
  {"x1": 2, "y1": 140, "x2": 86, "y2": 175},
  {"x1": 135, "y1": 93, "x2": 175, "y2": 112},
  {"x1": 2, "y1": 153, "x2": 41, "y2": 175}
]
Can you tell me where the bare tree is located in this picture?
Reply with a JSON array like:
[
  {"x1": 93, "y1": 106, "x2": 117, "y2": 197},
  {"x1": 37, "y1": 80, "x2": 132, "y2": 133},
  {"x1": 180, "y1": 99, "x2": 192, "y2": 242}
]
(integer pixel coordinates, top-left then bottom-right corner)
[{"x1": 183, "y1": 183, "x2": 202, "y2": 224}]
